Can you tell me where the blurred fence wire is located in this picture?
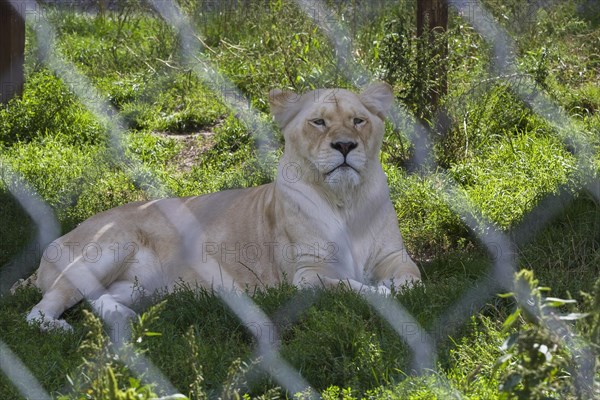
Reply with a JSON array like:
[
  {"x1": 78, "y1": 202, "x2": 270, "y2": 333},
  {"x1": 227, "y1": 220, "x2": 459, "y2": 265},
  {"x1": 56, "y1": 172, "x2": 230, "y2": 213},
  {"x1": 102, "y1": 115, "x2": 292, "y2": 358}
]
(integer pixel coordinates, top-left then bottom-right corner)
[{"x1": 1, "y1": 0, "x2": 599, "y2": 398}]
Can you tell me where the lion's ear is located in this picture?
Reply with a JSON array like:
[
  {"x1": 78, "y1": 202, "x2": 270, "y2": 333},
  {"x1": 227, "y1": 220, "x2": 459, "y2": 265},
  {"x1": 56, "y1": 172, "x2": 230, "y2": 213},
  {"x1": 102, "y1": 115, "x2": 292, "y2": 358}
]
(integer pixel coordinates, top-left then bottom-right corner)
[
  {"x1": 359, "y1": 82, "x2": 394, "y2": 120},
  {"x1": 269, "y1": 89, "x2": 302, "y2": 128}
]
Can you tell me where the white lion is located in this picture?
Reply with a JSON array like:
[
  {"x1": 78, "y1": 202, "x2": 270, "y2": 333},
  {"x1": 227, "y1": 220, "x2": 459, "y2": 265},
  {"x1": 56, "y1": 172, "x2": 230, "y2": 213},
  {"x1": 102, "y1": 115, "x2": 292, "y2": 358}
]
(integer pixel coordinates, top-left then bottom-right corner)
[{"x1": 23, "y1": 82, "x2": 421, "y2": 333}]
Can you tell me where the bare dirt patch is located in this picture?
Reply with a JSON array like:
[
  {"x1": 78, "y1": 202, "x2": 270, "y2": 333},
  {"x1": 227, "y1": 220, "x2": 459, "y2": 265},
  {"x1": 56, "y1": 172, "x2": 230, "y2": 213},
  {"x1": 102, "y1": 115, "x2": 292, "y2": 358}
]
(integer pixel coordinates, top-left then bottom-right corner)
[{"x1": 155, "y1": 130, "x2": 216, "y2": 172}]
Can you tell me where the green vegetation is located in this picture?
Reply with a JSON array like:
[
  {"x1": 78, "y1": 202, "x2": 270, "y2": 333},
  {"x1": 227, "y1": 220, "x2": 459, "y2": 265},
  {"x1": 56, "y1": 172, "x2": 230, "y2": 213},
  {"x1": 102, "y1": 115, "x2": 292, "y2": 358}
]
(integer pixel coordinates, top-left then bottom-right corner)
[{"x1": 1, "y1": 0, "x2": 599, "y2": 398}]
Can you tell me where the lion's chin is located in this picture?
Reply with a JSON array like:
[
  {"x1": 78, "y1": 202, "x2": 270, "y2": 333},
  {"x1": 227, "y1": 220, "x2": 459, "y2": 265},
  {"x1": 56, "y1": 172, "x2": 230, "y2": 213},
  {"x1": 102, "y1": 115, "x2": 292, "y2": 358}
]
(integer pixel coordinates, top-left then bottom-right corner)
[{"x1": 324, "y1": 166, "x2": 361, "y2": 188}]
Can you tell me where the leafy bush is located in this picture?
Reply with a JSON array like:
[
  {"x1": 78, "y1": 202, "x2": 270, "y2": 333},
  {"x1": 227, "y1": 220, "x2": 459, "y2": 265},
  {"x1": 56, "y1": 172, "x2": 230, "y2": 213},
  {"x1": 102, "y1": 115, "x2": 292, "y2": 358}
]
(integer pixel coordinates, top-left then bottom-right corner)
[
  {"x1": 57, "y1": 310, "x2": 158, "y2": 400},
  {"x1": 496, "y1": 270, "x2": 600, "y2": 399},
  {"x1": 376, "y1": 6, "x2": 446, "y2": 124}
]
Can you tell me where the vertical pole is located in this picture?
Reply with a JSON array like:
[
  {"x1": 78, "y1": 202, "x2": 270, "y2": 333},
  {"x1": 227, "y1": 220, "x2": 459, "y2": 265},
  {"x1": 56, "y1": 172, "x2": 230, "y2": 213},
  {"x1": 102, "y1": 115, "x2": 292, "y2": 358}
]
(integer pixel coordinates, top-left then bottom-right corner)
[
  {"x1": 0, "y1": 0, "x2": 26, "y2": 103},
  {"x1": 416, "y1": 0, "x2": 448, "y2": 130},
  {"x1": 417, "y1": 0, "x2": 448, "y2": 37}
]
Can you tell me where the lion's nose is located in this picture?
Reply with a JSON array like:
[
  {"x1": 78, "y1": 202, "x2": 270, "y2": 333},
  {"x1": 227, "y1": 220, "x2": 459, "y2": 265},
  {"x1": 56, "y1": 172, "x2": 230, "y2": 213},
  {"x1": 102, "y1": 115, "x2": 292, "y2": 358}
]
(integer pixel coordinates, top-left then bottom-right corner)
[{"x1": 331, "y1": 141, "x2": 358, "y2": 157}]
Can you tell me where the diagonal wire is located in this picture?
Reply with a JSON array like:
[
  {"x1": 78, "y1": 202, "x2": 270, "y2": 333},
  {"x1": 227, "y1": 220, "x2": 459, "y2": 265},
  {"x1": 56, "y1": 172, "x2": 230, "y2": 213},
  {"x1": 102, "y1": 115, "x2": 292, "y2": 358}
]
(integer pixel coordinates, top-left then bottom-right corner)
[
  {"x1": 0, "y1": 340, "x2": 51, "y2": 400},
  {"x1": 220, "y1": 290, "x2": 317, "y2": 396}
]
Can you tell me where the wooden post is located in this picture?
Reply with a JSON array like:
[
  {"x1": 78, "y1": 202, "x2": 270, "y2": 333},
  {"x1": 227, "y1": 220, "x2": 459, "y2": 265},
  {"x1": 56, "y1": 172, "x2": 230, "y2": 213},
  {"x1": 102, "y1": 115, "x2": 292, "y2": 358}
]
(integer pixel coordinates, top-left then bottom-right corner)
[
  {"x1": 416, "y1": 0, "x2": 448, "y2": 129},
  {"x1": 417, "y1": 0, "x2": 448, "y2": 38},
  {"x1": 0, "y1": 0, "x2": 26, "y2": 103}
]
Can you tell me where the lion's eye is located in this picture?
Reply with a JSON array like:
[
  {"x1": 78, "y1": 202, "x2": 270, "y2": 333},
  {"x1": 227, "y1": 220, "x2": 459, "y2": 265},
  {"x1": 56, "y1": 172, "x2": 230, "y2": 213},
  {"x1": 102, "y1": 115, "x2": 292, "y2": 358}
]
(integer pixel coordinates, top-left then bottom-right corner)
[
  {"x1": 354, "y1": 118, "x2": 366, "y2": 126},
  {"x1": 310, "y1": 118, "x2": 326, "y2": 127}
]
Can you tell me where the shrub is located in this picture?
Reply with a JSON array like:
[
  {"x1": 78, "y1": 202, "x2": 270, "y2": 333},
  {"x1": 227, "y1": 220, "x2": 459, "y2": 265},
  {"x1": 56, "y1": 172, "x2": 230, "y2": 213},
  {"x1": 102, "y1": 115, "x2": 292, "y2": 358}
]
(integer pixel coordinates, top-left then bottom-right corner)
[
  {"x1": 496, "y1": 270, "x2": 600, "y2": 399},
  {"x1": 57, "y1": 310, "x2": 158, "y2": 400}
]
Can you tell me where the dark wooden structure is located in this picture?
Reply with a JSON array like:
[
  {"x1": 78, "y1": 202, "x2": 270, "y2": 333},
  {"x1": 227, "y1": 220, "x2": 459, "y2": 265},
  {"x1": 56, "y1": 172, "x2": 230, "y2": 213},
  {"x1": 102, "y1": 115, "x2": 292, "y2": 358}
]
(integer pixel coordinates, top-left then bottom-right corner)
[
  {"x1": 416, "y1": 0, "x2": 448, "y2": 119},
  {"x1": 0, "y1": 0, "x2": 25, "y2": 103}
]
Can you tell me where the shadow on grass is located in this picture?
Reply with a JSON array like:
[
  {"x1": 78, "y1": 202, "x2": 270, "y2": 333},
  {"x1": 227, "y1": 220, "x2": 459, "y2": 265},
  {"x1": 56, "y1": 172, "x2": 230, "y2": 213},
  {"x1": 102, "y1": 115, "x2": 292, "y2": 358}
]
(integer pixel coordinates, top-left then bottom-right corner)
[{"x1": 0, "y1": 189, "x2": 37, "y2": 293}]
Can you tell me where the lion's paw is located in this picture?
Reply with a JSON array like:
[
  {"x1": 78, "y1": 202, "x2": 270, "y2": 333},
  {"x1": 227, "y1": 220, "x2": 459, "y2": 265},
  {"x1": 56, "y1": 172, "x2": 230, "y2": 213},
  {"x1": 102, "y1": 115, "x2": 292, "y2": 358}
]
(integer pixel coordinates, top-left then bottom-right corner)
[
  {"x1": 361, "y1": 285, "x2": 392, "y2": 296},
  {"x1": 376, "y1": 285, "x2": 392, "y2": 295},
  {"x1": 26, "y1": 311, "x2": 74, "y2": 332}
]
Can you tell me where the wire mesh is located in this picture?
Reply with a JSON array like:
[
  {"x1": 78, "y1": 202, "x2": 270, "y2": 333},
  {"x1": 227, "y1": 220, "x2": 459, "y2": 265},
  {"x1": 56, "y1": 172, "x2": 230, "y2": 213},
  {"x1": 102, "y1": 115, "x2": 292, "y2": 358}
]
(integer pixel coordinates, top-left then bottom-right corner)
[{"x1": 0, "y1": 0, "x2": 598, "y2": 398}]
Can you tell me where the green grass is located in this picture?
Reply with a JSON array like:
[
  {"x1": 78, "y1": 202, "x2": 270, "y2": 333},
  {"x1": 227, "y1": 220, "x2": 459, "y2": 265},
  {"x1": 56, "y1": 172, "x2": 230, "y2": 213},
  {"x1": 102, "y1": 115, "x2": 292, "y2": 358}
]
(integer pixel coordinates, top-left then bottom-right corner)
[
  {"x1": 451, "y1": 134, "x2": 579, "y2": 229},
  {"x1": 1, "y1": 135, "x2": 110, "y2": 230},
  {"x1": 1, "y1": 0, "x2": 600, "y2": 398},
  {"x1": 518, "y1": 194, "x2": 600, "y2": 296},
  {"x1": 0, "y1": 69, "x2": 107, "y2": 146}
]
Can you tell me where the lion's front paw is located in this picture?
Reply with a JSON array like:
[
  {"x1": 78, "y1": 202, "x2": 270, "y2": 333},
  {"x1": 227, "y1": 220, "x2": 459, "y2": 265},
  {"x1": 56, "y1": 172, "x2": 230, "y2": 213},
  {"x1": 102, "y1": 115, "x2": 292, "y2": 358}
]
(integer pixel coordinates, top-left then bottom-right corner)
[
  {"x1": 363, "y1": 285, "x2": 391, "y2": 296},
  {"x1": 26, "y1": 310, "x2": 74, "y2": 332},
  {"x1": 376, "y1": 285, "x2": 392, "y2": 296},
  {"x1": 397, "y1": 274, "x2": 422, "y2": 291}
]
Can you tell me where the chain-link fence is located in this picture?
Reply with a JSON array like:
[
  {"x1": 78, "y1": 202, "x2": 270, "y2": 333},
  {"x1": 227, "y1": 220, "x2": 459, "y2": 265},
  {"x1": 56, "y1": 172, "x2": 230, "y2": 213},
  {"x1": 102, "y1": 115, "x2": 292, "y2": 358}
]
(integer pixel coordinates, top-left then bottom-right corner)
[{"x1": 1, "y1": 0, "x2": 599, "y2": 398}]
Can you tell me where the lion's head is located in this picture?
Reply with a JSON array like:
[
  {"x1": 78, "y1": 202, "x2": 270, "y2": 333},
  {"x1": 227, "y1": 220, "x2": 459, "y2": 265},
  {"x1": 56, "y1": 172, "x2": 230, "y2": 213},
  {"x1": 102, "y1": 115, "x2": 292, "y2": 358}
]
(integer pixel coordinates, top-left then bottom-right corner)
[{"x1": 269, "y1": 83, "x2": 394, "y2": 193}]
